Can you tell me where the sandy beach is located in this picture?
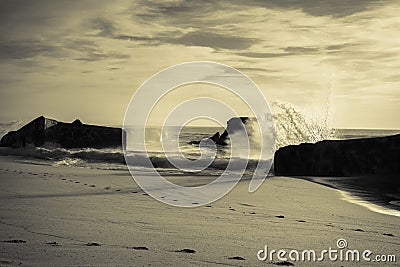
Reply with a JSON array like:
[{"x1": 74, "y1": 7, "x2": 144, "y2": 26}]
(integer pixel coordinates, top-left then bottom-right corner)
[
  {"x1": 0, "y1": 155, "x2": 398, "y2": 266},
  {"x1": 1, "y1": 0, "x2": 399, "y2": 265}
]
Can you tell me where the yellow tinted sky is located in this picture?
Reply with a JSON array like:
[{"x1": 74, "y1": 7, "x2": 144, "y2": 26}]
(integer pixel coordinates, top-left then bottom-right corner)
[{"x1": 0, "y1": 0, "x2": 399, "y2": 129}]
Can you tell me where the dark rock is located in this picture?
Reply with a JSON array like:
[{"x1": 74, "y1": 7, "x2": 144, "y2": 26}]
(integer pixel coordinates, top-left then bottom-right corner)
[
  {"x1": 0, "y1": 116, "x2": 124, "y2": 149},
  {"x1": 274, "y1": 134, "x2": 400, "y2": 176},
  {"x1": 72, "y1": 119, "x2": 82, "y2": 125},
  {"x1": 189, "y1": 117, "x2": 249, "y2": 146},
  {"x1": 209, "y1": 132, "x2": 222, "y2": 144}
]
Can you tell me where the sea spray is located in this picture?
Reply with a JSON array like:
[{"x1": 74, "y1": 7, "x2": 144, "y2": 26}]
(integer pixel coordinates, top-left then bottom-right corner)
[
  {"x1": 0, "y1": 103, "x2": 335, "y2": 170},
  {"x1": 271, "y1": 101, "x2": 335, "y2": 149}
]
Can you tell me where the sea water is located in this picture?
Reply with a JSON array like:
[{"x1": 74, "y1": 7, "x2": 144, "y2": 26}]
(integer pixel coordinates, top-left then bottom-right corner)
[{"x1": 0, "y1": 102, "x2": 399, "y2": 214}]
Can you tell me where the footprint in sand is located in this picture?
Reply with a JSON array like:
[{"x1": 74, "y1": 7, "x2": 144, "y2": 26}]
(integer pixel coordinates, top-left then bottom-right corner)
[
  {"x1": 297, "y1": 220, "x2": 306, "y2": 223},
  {"x1": 228, "y1": 256, "x2": 245, "y2": 261},
  {"x1": 2, "y1": 239, "x2": 26, "y2": 243},
  {"x1": 89, "y1": 185, "x2": 96, "y2": 187},
  {"x1": 46, "y1": 241, "x2": 61, "y2": 246},
  {"x1": 115, "y1": 189, "x2": 121, "y2": 192},
  {"x1": 86, "y1": 242, "x2": 101, "y2": 246},
  {"x1": 383, "y1": 233, "x2": 394, "y2": 237},
  {"x1": 239, "y1": 203, "x2": 256, "y2": 207},
  {"x1": 104, "y1": 186, "x2": 111, "y2": 190},
  {"x1": 175, "y1": 248, "x2": 196, "y2": 254},
  {"x1": 0, "y1": 260, "x2": 14, "y2": 265},
  {"x1": 272, "y1": 261, "x2": 294, "y2": 266},
  {"x1": 129, "y1": 246, "x2": 149, "y2": 250}
]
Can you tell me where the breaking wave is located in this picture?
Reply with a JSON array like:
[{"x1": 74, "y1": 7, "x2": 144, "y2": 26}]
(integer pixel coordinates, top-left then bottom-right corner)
[
  {"x1": 272, "y1": 101, "x2": 335, "y2": 148},
  {"x1": 0, "y1": 102, "x2": 334, "y2": 172}
]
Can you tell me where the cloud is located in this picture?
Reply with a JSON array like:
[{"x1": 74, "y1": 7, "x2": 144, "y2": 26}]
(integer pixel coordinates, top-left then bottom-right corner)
[
  {"x1": 64, "y1": 38, "x2": 130, "y2": 62},
  {"x1": 237, "y1": 52, "x2": 292, "y2": 58},
  {"x1": 284, "y1": 46, "x2": 319, "y2": 54},
  {"x1": 91, "y1": 17, "x2": 117, "y2": 37},
  {"x1": 86, "y1": 15, "x2": 256, "y2": 50},
  {"x1": 171, "y1": 31, "x2": 256, "y2": 50},
  {"x1": 136, "y1": 0, "x2": 386, "y2": 21},
  {"x1": 237, "y1": 0, "x2": 386, "y2": 17},
  {"x1": 75, "y1": 51, "x2": 130, "y2": 62},
  {"x1": 0, "y1": 0, "x2": 398, "y2": 128},
  {"x1": 0, "y1": 40, "x2": 62, "y2": 60},
  {"x1": 237, "y1": 67, "x2": 278, "y2": 73}
]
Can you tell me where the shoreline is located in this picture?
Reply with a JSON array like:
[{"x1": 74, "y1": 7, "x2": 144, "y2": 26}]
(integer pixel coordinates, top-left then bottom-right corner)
[
  {"x1": 1, "y1": 153, "x2": 399, "y2": 218},
  {"x1": 295, "y1": 176, "x2": 400, "y2": 217},
  {"x1": 0, "y1": 155, "x2": 399, "y2": 266}
]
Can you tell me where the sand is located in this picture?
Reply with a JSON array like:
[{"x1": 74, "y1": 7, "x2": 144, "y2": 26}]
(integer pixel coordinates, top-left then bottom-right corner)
[{"x1": 0, "y1": 155, "x2": 398, "y2": 266}]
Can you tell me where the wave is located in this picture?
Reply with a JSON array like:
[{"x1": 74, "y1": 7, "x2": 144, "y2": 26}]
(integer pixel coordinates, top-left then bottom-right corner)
[
  {"x1": 0, "y1": 145, "x2": 267, "y2": 176},
  {"x1": 0, "y1": 146, "x2": 125, "y2": 166},
  {"x1": 0, "y1": 101, "x2": 334, "y2": 172},
  {"x1": 271, "y1": 101, "x2": 334, "y2": 148}
]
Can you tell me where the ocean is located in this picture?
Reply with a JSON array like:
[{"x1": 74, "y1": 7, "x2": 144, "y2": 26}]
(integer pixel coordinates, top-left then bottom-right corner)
[
  {"x1": 0, "y1": 104, "x2": 399, "y2": 215},
  {"x1": 0, "y1": 120, "x2": 398, "y2": 174}
]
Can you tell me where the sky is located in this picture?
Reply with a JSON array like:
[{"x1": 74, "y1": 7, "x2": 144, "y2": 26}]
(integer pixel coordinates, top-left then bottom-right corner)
[{"x1": 0, "y1": 0, "x2": 399, "y2": 129}]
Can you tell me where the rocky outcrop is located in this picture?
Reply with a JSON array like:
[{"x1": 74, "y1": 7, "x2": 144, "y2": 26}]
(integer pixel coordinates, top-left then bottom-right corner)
[
  {"x1": 274, "y1": 134, "x2": 400, "y2": 176},
  {"x1": 189, "y1": 117, "x2": 250, "y2": 146},
  {"x1": 0, "y1": 116, "x2": 123, "y2": 149}
]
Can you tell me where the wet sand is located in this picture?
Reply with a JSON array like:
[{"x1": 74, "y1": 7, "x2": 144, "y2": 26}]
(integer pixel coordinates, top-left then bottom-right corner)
[{"x1": 0, "y1": 156, "x2": 398, "y2": 266}]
